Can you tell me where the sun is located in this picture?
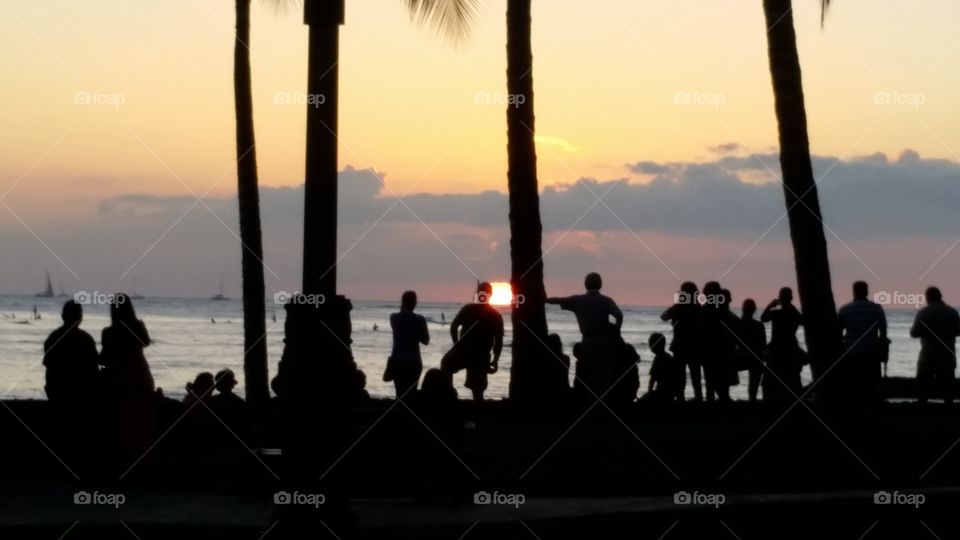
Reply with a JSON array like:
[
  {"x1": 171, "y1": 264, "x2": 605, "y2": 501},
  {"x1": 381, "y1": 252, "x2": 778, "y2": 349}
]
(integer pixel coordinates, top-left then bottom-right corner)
[{"x1": 488, "y1": 282, "x2": 515, "y2": 306}]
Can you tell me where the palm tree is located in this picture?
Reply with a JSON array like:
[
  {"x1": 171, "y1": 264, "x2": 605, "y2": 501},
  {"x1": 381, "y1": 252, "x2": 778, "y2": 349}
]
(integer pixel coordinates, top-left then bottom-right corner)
[
  {"x1": 762, "y1": 0, "x2": 842, "y2": 388},
  {"x1": 503, "y1": 0, "x2": 567, "y2": 403},
  {"x1": 411, "y1": 0, "x2": 566, "y2": 403},
  {"x1": 234, "y1": 0, "x2": 272, "y2": 405}
]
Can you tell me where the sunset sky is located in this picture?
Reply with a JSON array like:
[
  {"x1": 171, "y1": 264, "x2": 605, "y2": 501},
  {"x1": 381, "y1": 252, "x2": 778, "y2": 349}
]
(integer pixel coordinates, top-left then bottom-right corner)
[{"x1": 2, "y1": 0, "x2": 959, "y2": 305}]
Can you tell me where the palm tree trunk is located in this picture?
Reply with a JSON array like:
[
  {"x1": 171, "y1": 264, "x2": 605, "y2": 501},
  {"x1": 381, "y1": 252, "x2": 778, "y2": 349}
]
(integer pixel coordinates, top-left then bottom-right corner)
[
  {"x1": 506, "y1": 0, "x2": 567, "y2": 403},
  {"x1": 234, "y1": 0, "x2": 269, "y2": 405},
  {"x1": 762, "y1": 0, "x2": 842, "y2": 387}
]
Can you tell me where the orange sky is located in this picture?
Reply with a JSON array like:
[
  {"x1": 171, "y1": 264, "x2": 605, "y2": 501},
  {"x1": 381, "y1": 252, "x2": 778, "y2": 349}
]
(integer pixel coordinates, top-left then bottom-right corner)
[{"x1": 2, "y1": 0, "x2": 960, "y2": 301}]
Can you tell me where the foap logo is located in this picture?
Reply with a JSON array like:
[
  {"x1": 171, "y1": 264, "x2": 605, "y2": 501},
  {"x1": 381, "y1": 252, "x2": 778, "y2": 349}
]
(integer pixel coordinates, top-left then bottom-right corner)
[
  {"x1": 873, "y1": 291, "x2": 925, "y2": 308},
  {"x1": 273, "y1": 91, "x2": 327, "y2": 108},
  {"x1": 74, "y1": 490, "x2": 126, "y2": 509},
  {"x1": 74, "y1": 291, "x2": 125, "y2": 306},
  {"x1": 73, "y1": 90, "x2": 126, "y2": 108},
  {"x1": 474, "y1": 491, "x2": 525, "y2": 508},
  {"x1": 473, "y1": 91, "x2": 526, "y2": 108},
  {"x1": 673, "y1": 291, "x2": 724, "y2": 306},
  {"x1": 874, "y1": 490, "x2": 925, "y2": 508},
  {"x1": 474, "y1": 290, "x2": 525, "y2": 307},
  {"x1": 873, "y1": 90, "x2": 926, "y2": 108},
  {"x1": 273, "y1": 291, "x2": 326, "y2": 308},
  {"x1": 673, "y1": 491, "x2": 725, "y2": 508},
  {"x1": 673, "y1": 91, "x2": 726, "y2": 108},
  {"x1": 273, "y1": 491, "x2": 326, "y2": 508}
]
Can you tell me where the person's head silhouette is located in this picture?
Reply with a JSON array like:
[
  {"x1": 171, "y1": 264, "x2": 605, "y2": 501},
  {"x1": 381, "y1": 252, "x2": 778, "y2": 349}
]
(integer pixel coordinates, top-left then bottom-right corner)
[
  {"x1": 649, "y1": 332, "x2": 667, "y2": 354},
  {"x1": 187, "y1": 372, "x2": 215, "y2": 400},
  {"x1": 742, "y1": 298, "x2": 757, "y2": 318},
  {"x1": 778, "y1": 287, "x2": 794, "y2": 305},
  {"x1": 401, "y1": 290, "x2": 417, "y2": 313},
  {"x1": 110, "y1": 293, "x2": 136, "y2": 325},
  {"x1": 476, "y1": 282, "x2": 493, "y2": 304},
  {"x1": 214, "y1": 369, "x2": 238, "y2": 395},
  {"x1": 925, "y1": 286, "x2": 943, "y2": 304},
  {"x1": 585, "y1": 272, "x2": 602, "y2": 292},
  {"x1": 61, "y1": 300, "x2": 83, "y2": 327},
  {"x1": 853, "y1": 281, "x2": 868, "y2": 301}
]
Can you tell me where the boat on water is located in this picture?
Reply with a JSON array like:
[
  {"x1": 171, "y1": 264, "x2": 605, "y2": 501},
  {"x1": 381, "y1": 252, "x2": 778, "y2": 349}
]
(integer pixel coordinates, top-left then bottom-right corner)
[
  {"x1": 211, "y1": 273, "x2": 228, "y2": 301},
  {"x1": 131, "y1": 276, "x2": 145, "y2": 300},
  {"x1": 34, "y1": 272, "x2": 55, "y2": 298}
]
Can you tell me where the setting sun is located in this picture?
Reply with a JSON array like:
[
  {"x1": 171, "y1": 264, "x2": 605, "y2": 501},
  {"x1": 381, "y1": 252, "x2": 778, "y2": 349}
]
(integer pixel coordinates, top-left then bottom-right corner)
[{"x1": 488, "y1": 282, "x2": 515, "y2": 306}]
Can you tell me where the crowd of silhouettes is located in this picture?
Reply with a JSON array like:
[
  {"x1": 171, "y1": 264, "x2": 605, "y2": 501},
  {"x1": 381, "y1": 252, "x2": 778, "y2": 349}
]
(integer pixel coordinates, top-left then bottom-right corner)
[
  {"x1": 41, "y1": 295, "x2": 257, "y2": 476},
  {"x1": 39, "y1": 279, "x2": 960, "y2": 467}
]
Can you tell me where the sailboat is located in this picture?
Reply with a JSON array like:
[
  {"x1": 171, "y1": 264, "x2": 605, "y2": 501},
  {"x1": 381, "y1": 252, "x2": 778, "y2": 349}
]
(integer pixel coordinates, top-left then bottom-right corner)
[
  {"x1": 211, "y1": 273, "x2": 228, "y2": 301},
  {"x1": 57, "y1": 283, "x2": 67, "y2": 298},
  {"x1": 35, "y1": 271, "x2": 55, "y2": 298},
  {"x1": 131, "y1": 276, "x2": 145, "y2": 300}
]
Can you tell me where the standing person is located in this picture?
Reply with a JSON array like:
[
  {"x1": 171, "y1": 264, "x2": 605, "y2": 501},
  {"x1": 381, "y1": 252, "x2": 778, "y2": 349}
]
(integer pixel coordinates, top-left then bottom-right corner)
[
  {"x1": 646, "y1": 332, "x2": 684, "y2": 402},
  {"x1": 100, "y1": 294, "x2": 156, "y2": 469},
  {"x1": 910, "y1": 286, "x2": 960, "y2": 405},
  {"x1": 737, "y1": 299, "x2": 767, "y2": 402},
  {"x1": 837, "y1": 281, "x2": 887, "y2": 403},
  {"x1": 547, "y1": 272, "x2": 624, "y2": 398},
  {"x1": 761, "y1": 287, "x2": 805, "y2": 401},
  {"x1": 448, "y1": 282, "x2": 504, "y2": 401},
  {"x1": 43, "y1": 300, "x2": 100, "y2": 404},
  {"x1": 661, "y1": 282, "x2": 704, "y2": 402},
  {"x1": 698, "y1": 282, "x2": 738, "y2": 401},
  {"x1": 385, "y1": 291, "x2": 430, "y2": 399},
  {"x1": 43, "y1": 300, "x2": 101, "y2": 472}
]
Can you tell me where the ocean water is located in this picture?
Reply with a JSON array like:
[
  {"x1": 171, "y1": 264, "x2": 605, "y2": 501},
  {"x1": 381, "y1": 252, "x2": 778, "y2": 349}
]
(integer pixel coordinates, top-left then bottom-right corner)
[{"x1": 0, "y1": 295, "x2": 923, "y2": 401}]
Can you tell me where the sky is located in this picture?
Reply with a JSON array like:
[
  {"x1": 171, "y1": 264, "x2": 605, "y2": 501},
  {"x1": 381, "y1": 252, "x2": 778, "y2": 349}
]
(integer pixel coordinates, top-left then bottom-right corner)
[{"x1": 1, "y1": 0, "x2": 960, "y2": 305}]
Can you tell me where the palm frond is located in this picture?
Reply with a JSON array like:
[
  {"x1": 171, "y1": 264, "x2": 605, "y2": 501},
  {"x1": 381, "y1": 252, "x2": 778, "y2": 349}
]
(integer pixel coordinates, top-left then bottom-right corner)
[
  {"x1": 406, "y1": 0, "x2": 479, "y2": 43},
  {"x1": 263, "y1": 0, "x2": 300, "y2": 15}
]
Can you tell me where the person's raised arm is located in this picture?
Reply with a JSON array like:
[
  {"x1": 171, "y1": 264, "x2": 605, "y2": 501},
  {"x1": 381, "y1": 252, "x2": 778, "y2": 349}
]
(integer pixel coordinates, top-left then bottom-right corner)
[{"x1": 660, "y1": 305, "x2": 675, "y2": 322}]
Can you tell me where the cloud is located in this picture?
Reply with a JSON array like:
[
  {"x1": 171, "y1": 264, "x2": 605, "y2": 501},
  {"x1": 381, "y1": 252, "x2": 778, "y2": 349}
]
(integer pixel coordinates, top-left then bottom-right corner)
[
  {"x1": 9, "y1": 149, "x2": 960, "y2": 302},
  {"x1": 535, "y1": 135, "x2": 580, "y2": 153},
  {"x1": 707, "y1": 142, "x2": 744, "y2": 155}
]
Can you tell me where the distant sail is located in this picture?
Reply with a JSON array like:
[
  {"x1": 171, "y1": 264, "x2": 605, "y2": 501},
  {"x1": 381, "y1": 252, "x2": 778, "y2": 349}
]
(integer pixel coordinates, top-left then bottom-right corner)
[
  {"x1": 211, "y1": 273, "x2": 228, "y2": 301},
  {"x1": 35, "y1": 271, "x2": 55, "y2": 298}
]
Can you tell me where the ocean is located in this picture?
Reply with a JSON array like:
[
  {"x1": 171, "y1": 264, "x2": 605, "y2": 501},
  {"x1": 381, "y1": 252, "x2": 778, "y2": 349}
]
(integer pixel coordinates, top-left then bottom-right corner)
[{"x1": 0, "y1": 295, "x2": 924, "y2": 401}]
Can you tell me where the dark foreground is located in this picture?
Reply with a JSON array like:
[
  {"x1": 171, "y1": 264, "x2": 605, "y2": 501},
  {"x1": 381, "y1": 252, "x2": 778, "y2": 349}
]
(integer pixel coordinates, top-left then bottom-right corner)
[{"x1": 3, "y1": 387, "x2": 960, "y2": 538}]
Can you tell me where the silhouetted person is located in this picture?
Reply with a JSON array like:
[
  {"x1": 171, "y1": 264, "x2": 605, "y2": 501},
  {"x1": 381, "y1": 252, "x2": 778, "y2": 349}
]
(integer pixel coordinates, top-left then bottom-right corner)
[
  {"x1": 761, "y1": 287, "x2": 804, "y2": 401},
  {"x1": 661, "y1": 281, "x2": 704, "y2": 401},
  {"x1": 385, "y1": 291, "x2": 429, "y2": 399},
  {"x1": 701, "y1": 284, "x2": 739, "y2": 402},
  {"x1": 646, "y1": 332, "x2": 684, "y2": 402},
  {"x1": 100, "y1": 294, "x2": 156, "y2": 468},
  {"x1": 184, "y1": 372, "x2": 215, "y2": 407},
  {"x1": 355, "y1": 369, "x2": 371, "y2": 403},
  {"x1": 43, "y1": 300, "x2": 100, "y2": 404},
  {"x1": 449, "y1": 282, "x2": 504, "y2": 401},
  {"x1": 43, "y1": 300, "x2": 101, "y2": 473},
  {"x1": 210, "y1": 369, "x2": 249, "y2": 439},
  {"x1": 911, "y1": 286, "x2": 960, "y2": 404},
  {"x1": 737, "y1": 299, "x2": 767, "y2": 401},
  {"x1": 838, "y1": 281, "x2": 887, "y2": 403},
  {"x1": 547, "y1": 272, "x2": 624, "y2": 399},
  {"x1": 547, "y1": 333, "x2": 571, "y2": 389},
  {"x1": 412, "y1": 368, "x2": 470, "y2": 498},
  {"x1": 212, "y1": 369, "x2": 244, "y2": 409}
]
